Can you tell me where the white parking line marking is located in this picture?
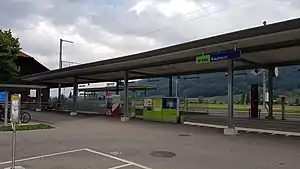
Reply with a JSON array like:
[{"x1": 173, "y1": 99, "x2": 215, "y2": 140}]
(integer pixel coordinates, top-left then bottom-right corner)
[
  {"x1": 108, "y1": 163, "x2": 132, "y2": 169},
  {"x1": 0, "y1": 148, "x2": 86, "y2": 165},
  {"x1": 85, "y1": 148, "x2": 152, "y2": 169},
  {"x1": 0, "y1": 148, "x2": 151, "y2": 169}
]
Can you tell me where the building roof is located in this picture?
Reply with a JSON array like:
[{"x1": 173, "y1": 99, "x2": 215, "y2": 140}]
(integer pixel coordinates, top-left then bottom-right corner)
[
  {"x1": 17, "y1": 51, "x2": 32, "y2": 58},
  {"x1": 21, "y1": 18, "x2": 300, "y2": 85}
]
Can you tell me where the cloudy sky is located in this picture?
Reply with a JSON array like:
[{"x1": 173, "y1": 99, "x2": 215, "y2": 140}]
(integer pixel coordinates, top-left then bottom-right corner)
[{"x1": 1, "y1": 0, "x2": 300, "y2": 70}]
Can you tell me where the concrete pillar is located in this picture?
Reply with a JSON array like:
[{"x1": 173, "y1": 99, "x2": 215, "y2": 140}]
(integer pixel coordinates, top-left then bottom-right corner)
[
  {"x1": 36, "y1": 88, "x2": 42, "y2": 111},
  {"x1": 267, "y1": 67, "x2": 274, "y2": 119},
  {"x1": 121, "y1": 70, "x2": 130, "y2": 121},
  {"x1": 71, "y1": 77, "x2": 78, "y2": 116},
  {"x1": 4, "y1": 90, "x2": 9, "y2": 125},
  {"x1": 169, "y1": 77, "x2": 173, "y2": 96}
]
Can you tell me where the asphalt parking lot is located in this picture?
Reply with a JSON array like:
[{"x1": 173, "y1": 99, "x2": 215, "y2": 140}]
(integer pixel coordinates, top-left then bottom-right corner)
[{"x1": 0, "y1": 111, "x2": 300, "y2": 169}]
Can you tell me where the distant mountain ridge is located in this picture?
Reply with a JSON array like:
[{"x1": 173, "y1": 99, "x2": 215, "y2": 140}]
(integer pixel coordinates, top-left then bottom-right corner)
[{"x1": 135, "y1": 66, "x2": 300, "y2": 99}]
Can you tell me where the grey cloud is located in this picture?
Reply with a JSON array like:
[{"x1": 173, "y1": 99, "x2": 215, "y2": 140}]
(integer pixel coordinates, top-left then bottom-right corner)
[{"x1": 0, "y1": 0, "x2": 299, "y2": 70}]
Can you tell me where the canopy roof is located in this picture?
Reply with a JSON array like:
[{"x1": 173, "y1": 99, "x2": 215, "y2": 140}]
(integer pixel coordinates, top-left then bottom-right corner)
[
  {"x1": 79, "y1": 85, "x2": 157, "y2": 92},
  {"x1": 22, "y1": 18, "x2": 300, "y2": 85}
]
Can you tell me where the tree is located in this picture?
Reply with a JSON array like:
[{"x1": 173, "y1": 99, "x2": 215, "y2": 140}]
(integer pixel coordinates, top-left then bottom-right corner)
[
  {"x1": 0, "y1": 29, "x2": 21, "y2": 82},
  {"x1": 240, "y1": 92, "x2": 246, "y2": 105}
]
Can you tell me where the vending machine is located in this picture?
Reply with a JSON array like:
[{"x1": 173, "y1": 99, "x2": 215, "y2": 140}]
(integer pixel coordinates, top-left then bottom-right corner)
[
  {"x1": 106, "y1": 95, "x2": 121, "y2": 116},
  {"x1": 143, "y1": 96, "x2": 179, "y2": 123}
]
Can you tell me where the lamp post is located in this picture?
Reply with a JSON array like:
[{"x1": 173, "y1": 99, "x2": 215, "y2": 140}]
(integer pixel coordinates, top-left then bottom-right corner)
[{"x1": 58, "y1": 39, "x2": 74, "y2": 103}]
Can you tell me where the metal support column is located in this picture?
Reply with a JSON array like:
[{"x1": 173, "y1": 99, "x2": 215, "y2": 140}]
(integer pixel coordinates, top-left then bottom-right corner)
[
  {"x1": 262, "y1": 70, "x2": 268, "y2": 113},
  {"x1": 71, "y1": 77, "x2": 78, "y2": 116},
  {"x1": 224, "y1": 44, "x2": 238, "y2": 135},
  {"x1": 227, "y1": 60, "x2": 234, "y2": 129},
  {"x1": 36, "y1": 88, "x2": 42, "y2": 111},
  {"x1": 116, "y1": 81, "x2": 120, "y2": 95},
  {"x1": 169, "y1": 76, "x2": 173, "y2": 97},
  {"x1": 144, "y1": 90, "x2": 147, "y2": 97},
  {"x1": 4, "y1": 90, "x2": 9, "y2": 125},
  {"x1": 123, "y1": 70, "x2": 129, "y2": 121},
  {"x1": 268, "y1": 67, "x2": 274, "y2": 119},
  {"x1": 58, "y1": 39, "x2": 63, "y2": 104}
]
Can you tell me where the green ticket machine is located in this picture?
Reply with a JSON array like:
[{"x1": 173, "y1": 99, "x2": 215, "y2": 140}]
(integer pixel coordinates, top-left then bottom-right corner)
[{"x1": 143, "y1": 97, "x2": 179, "y2": 123}]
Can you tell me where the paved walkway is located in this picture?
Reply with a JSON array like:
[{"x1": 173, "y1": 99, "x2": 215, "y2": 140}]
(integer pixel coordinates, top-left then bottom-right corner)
[{"x1": 0, "y1": 111, "x2": 299, "y2": 169}]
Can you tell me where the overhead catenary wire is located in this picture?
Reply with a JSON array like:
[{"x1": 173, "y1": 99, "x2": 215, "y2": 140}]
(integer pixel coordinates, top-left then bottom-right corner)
[
  {"x1": 120, "y1": 4, "x2": 215, "y2": 35},
  {"x1": 136, "y1": 0, "x2": 258, "y2": 37},
  {"x1": 101, "y1": 0, "x2": 259, "y2": 40}
]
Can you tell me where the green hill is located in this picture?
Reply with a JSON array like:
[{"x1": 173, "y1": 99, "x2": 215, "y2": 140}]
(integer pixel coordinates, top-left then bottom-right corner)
[{"x1": 135, "y1": 66, "x2": 300, "y2": 103}]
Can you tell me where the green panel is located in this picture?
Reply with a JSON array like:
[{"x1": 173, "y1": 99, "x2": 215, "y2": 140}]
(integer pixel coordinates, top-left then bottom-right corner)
[
  {"x1": 196, "y1": 55, "x2": 211, "y2": 64},
  {"x1": 143, "y1": 110, "x2": 162, "y2": 121},
  {"x1": 162, "y1": 109, "x2": 177, "y2": 122}
]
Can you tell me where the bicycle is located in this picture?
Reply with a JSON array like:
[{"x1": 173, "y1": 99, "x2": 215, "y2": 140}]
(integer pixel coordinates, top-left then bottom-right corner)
[{"x1": 0, "y1": 107, "x2": 31, "y2": 123}]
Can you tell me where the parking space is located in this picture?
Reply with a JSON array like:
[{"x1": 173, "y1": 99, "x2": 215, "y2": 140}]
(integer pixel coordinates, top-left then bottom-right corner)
[
  {"x1": 0, "y1": 149, "x2": 150, "y2": 169},
  {"x1": 1, "y1": 111, "x2": 300, "y2": 169}
]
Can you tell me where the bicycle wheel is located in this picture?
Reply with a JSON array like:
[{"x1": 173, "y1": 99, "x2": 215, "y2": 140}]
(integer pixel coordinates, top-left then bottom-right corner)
[{"x1": 20, "y1": 112, "x2": 31, "y2": 123}]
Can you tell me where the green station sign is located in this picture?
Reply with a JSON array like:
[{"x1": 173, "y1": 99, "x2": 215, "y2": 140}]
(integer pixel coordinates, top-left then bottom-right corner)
[
  {"x1": 196, "y1": 50, "x2": 242, "y2": 64},
  {"x1": 196, "y1": 55, "x2": 211, "y2": 64}
]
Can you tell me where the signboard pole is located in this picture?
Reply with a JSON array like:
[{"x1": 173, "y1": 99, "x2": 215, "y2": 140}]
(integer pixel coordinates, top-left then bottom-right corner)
[
  {"x1": 4, "y1": 94, "x2": 25, "y2": 169},
  {"x1": 11, "y1": 122, "x2": 16, "y2": 169}
]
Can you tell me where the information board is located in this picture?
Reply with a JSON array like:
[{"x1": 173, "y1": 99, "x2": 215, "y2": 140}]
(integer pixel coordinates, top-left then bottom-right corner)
[
  {"x1": 196, "y1": 50, "x2": 241, "y2": 64},
  {"x1": 0, "y1": 92, "x2": 6, "y2": 103}
]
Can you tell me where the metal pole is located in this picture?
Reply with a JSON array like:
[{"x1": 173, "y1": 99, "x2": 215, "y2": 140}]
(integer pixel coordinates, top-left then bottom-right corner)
[
  {"x1": 262, "y1": 70, "x2": 267, "y2": 112},
  {"x1": 227, "y1": 44, "x2": 236, "y2": 129},
  {"x1": 11, "y1": 123, "x2": 16, "y2": 169},
  {"x1": 116, "y1": 81, "x2": 119, "y2": 95},
  {"x1": 59, "y1": 39, "x2": 63, "y2": 70},
  {"x1": 58, "y1": 39, "x2": 74, "y2": 104},
  {"x1": 58, "y1": 39, "x2": 63, "y2": 104},
  {"x1": 175, "y1": 79, "x2": 178, "y2": 97},
  {"x1": 36, "y1": 88, "x2": 42, "y2": 111},
  {"x1": 281, "y1": 96, "x2": 286, "y2": 120},
  {"x1": 169, "y1": 77, "x2": 173, "y2": 97},
  {"x1": 227, "y1": 60, "x2": 234, "y2": 128},
  {"x1": 124, "y1": 70, "x2": 129, "y2": 118},
  {"x1": 268, "y1": 67, "x2": 274, "y2": 119},
  {"x1": 4, "y1": 90, "x2": 9, "y2": 125},
  {"x1": 72, "y1": 77, "x2": 78, "y2": 115}
]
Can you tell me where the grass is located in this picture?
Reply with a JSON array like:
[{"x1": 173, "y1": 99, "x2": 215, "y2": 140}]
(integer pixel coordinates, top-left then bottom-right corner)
[
  {"x1": 180, "y1": 102, "x2": 300, "y2": 114},
  {"x1": 0, "y1": 123, "x2": 55, "y2": 132}
]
